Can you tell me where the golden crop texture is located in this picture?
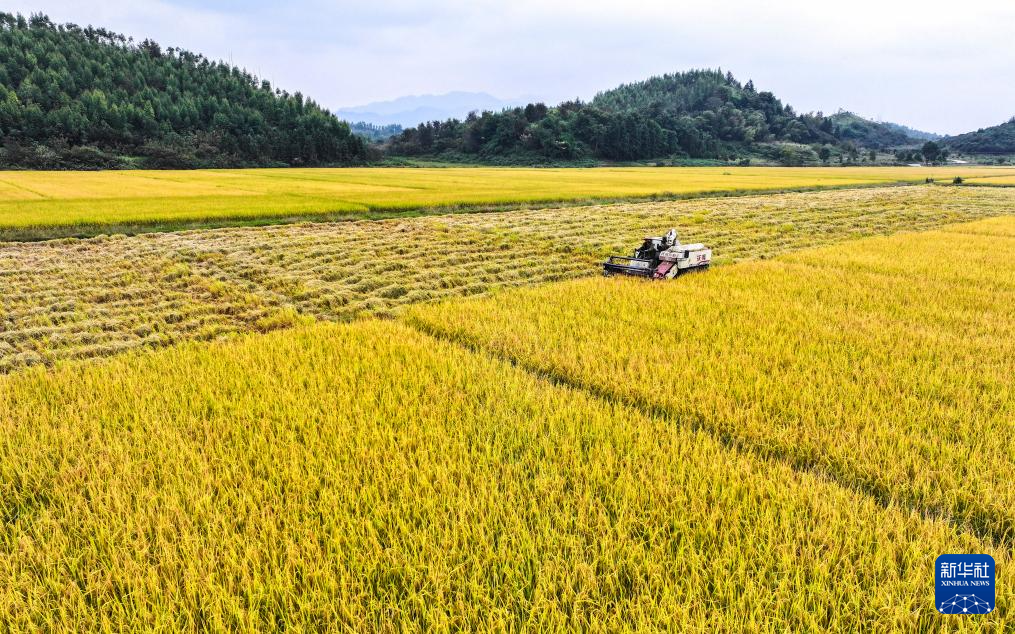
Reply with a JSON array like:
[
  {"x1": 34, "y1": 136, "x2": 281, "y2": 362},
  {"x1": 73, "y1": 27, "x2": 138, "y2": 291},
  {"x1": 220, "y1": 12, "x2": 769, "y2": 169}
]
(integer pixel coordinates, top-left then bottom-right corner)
[
  {"x1": 961, "y1": 175, "x2": 1015, "y2": 186},
  {"x1": 0, "y1": 235, "x2": 294, "y2": 372},
  {"x1": 0, "y1": 320, "x2": 1007, "y2": 631},
  {"x1": 0, "y1": 223, "x2": 582, "y2": 372},
  {"x1": 2, "y1": 166, "x2": 1014, "y2": 235},
  {"x1": 3, "y1": 185, "x2": 1013, "y2": 373},
  {"x1": 408, "y1": 217, "x2": 1015, "y2": 549},
  {"x1": 431, "y1": 182, "x2": 1015, "y2": 265}
]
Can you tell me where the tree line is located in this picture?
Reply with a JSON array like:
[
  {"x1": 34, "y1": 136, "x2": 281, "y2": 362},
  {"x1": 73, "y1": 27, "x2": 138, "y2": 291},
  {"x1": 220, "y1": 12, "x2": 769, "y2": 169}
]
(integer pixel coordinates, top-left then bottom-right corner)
[
  {"x1": 386, "y1": 70, "x2": 868, "y2": 163},
  {"x1": 942, "y1": 118, "x2": 1015, "y2": 155},
  {"x1": 0, "y1": 13, "x2": 366, "y2": 169},
  {"x1": 3, "y1": 13, "x2": 974, "y2": 171}
]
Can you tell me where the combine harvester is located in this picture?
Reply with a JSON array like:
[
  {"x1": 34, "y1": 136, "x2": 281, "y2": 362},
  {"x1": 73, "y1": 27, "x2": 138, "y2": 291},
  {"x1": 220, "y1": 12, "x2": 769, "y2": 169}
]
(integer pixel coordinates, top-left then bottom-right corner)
[{"x1": 603, "y1": 229, "x2": 712, "y2": 279}]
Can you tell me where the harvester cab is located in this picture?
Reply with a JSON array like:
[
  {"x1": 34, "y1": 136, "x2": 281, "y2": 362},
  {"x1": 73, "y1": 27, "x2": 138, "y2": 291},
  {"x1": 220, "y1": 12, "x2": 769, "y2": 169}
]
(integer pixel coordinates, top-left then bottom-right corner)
[{"x1": 603, "y1": 228, "x2": 711, "y2": 279}]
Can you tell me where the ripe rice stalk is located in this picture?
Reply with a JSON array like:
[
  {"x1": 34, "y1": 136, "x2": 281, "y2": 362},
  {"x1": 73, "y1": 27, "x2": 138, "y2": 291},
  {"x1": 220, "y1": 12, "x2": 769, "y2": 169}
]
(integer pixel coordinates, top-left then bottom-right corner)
[
  {"x1": 0, "y1": 320, "x2": 1008, "y2": 630},
  {"x1": 406, "y1": 216, "x2": 1015, "y2": 548}
]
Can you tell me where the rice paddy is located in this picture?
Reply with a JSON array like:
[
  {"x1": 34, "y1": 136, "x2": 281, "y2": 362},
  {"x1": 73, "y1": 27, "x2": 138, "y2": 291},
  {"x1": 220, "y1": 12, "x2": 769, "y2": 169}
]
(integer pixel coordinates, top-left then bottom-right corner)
[
  {"x1": 2, "y1": 165, "x2": 1015, "y2": 239},
  {"x1": 3, "y1": 185, "x2": 1012, "y2": 373},
  {"x1": 0, "y1": 320, "x2": 1008, "y2": 631},
  {"x1": 0, "y1": 222, "x2": 583, "y2": 372},
  {"x1": 962, "y1": 173, "x2": 1015, "y2": 186},
  {"x1": 433, "y1": 182, "x2": 1015, "y2": 265},
  {"x1": 1, "y1": 168, "x2": 1013, "y2": 630},
  {"x1": 406, "y1": 217, "x2": 1015, "y2": 547}
]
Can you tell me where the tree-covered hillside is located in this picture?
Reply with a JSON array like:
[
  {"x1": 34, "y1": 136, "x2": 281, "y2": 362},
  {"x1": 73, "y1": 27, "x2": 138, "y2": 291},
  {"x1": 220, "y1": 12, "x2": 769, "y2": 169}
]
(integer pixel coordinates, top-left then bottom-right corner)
[
  {"x1": 943, "y1": 118, "x2": 1015, "y2": 155},
  {"x1": 0, "y1": 13, "x2": 365, "y2": 169},
  {"x1": 590, "y1": 70, "x2": 833, "y2": 148},
  {"x1": 829, "y1": 111, "x2": 918, "y2": 149},
  {"x1": 386, "y1": 70, "x2": 927, "y2": 163}
]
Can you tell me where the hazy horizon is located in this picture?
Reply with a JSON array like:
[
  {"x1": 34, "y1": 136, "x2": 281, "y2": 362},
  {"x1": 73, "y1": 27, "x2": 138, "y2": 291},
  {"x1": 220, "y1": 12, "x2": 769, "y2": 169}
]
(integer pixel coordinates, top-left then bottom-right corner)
[{"x1": 6, "y1": 0, "x2": 1015, "y2": 135}]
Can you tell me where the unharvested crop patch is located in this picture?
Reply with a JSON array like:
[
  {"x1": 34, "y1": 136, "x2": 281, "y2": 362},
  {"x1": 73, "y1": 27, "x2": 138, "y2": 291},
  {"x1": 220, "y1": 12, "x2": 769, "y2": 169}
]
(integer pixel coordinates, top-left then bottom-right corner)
[
  {"x1": 961, "y1": 174, "x2": 1015, "y2": 186},
  {"x1": 407, "y1": 217, "x2": 1015, "y2": 546},
  {"x1": 2, "y1": 185, "x2": 1013, "y2": 373},
  {"x1": 3, "y1": 165, "x2": 1015, "y2": 238},
  {"x1": 0, "y1": 320, "x2": 1008, "y2": 630}
]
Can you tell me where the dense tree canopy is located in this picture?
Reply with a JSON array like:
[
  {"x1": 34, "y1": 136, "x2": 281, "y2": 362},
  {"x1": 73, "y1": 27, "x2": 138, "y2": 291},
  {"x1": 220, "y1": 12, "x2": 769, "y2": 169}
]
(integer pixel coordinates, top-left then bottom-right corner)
[
  {"x1": 348, "y1": 122, "x2": 402, "y2": 143},
  {"x1": 943, "y1": 118, "x2": 1015, "y2": 155},
  {"x1": 388, "y1": 70, "x2": 876, "y2": 162},
  {"x1": 385, "y1": 71, "x2": 953, "y2": 164},
  {"x1": 828, "y1": 111, "x2": 916, "y2": 149},
  {"x1": 0, "y1": 13, "x2": 365, "y2": 168},
  {"x1": 1, "y1": 13, "x2": 972, "y2": 169}
]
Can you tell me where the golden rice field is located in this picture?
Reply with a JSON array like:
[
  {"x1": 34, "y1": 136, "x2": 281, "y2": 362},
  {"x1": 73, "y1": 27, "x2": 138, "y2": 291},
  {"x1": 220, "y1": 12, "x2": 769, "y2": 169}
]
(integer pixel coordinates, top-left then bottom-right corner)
[
  {"x1": 434, "y1": 181, "x2": 1015, "y2": 265},
  {"x1": 962, "y1": 174, "x2": 1015, "y2": 186},
  {"x1": 2, "y1": 168, "x2": 1014, "y2": 629},
  {"x1": 407, "y1": 217, "x2": 1015, "y2": 547},
  {"x1": 0, "y1": 223, "x2": 581, "y2": 372},
  {"x1": 0, "y1": 321, "x2": 1008, "y2": 631},
  {"x1": 2, "y1": 165, "x2": 1014, "y2": 238},
  {"x1": 3, "y1": 185, "x2": 1014, "y2": 373}
]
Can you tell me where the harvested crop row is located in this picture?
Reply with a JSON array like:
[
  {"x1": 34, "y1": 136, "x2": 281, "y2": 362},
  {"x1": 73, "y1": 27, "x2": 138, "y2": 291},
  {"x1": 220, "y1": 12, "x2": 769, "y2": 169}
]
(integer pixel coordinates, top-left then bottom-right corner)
[
  {"x1": 2, "y1": 185, "x2": 1012, "y2": 373},
  {"x1": 406, "y1": 217, "x2": 1015, "y2": 546},
  {"x1": 0, "y1": 223, "x2": 590, "y2": 372},
  {"x1": 155, "y1": 219, "x2": 591, "y2": 321},
  {"x1": 431, "y1": 184, "x2": 1015, "y2": 264},
  {"x1": 0, "y1": 320, "x2": 1006, "y2": 630},
  {"x1": 0, "y1": 236, "x2": 293, "y2": 373}
]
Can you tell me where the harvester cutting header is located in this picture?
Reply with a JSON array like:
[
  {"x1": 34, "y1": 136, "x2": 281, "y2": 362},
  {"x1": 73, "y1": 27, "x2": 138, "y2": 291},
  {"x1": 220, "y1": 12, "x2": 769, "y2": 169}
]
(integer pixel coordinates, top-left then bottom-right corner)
[{"x1": 603, "y1": 229, "x2": 711, "y2": 279}]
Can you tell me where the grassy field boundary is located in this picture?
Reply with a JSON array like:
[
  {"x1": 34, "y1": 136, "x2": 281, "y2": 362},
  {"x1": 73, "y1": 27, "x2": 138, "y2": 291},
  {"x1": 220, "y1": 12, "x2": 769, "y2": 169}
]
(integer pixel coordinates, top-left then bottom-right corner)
[{"x1": 1, "y1": 179, "x2": 939, "y2": 242}]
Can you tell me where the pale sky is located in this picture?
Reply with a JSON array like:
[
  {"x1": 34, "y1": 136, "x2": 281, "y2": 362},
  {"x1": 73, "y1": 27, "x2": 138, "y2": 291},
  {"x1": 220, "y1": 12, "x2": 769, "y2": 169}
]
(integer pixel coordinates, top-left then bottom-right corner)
[{"x1": 7, "y1": 0, "x2": 1015, "y2": 135}]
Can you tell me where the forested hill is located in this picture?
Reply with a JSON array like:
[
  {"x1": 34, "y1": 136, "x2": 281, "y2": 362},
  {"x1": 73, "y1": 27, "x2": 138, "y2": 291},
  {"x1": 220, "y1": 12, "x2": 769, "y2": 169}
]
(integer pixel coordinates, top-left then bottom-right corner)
[
  {"x1": 943, "y1": 118, "x2": 1015, "y2": 155},
  {"x1": 0, "y1": 13, "x2": 366, "y2": 169},
  {"x1": 589, "y1": 71, "x2": 835, "y2": 152},
  {"x1": 829, "y1": 111, "x2": 919, "y2": 149},
  {"x1": 387, "y1": 69, "x2": 927, "y2": 163}
]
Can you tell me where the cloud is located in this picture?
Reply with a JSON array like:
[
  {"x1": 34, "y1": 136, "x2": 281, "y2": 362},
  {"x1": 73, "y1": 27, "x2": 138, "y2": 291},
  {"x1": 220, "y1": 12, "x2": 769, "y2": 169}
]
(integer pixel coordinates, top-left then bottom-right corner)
[{"x1": 6, "y1": 0, "x2": 1014, "y2": 133}]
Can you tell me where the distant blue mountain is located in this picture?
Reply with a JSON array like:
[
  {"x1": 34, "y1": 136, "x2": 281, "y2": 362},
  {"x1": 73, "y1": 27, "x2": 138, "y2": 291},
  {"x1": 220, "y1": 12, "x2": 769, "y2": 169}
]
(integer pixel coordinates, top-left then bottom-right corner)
[{"x1": 335, "y1": 91, "x2": 532, "y2": 127}]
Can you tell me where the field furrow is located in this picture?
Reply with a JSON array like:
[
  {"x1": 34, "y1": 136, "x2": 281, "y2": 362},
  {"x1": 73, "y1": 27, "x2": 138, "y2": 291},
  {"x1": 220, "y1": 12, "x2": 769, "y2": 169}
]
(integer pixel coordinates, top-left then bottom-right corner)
[{"x1": 405, "y1": 217, "x2": 1015, "y2": 546}]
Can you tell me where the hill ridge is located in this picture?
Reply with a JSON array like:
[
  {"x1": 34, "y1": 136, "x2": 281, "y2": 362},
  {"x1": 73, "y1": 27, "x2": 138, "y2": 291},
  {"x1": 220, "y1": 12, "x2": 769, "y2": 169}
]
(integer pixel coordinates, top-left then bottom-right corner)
[{"x1": 0, "y1": 12, "x2": 366, "y2": 169}]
